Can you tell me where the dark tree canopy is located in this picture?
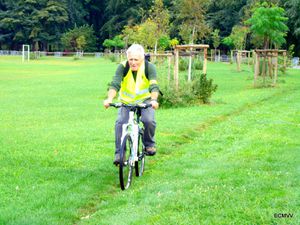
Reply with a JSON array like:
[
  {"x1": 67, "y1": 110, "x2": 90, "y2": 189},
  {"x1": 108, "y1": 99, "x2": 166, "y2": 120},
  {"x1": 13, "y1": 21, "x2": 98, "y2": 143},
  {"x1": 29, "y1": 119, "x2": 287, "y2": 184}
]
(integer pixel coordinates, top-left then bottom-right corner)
[{"x1": 0, "y1": 0, "x2": 299, "y2": 55}]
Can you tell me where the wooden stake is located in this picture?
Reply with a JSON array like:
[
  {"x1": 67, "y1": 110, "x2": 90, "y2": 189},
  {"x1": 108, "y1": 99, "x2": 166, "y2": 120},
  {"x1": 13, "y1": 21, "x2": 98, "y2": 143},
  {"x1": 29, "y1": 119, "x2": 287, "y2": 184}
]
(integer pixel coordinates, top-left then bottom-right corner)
[
  {"x1": 188, "y1": 48, "x2": 192, "y2": 82},
  {"x1": 274, "y1": 52, "x2": 278, "y2": 86},
  {"x1": 237, "y1": 51, "x2": 241, "y2": 72},
  {"x1": 254, "y1": 51, "x2": 260, "y2": 86},
  {"x1": 283, "y1": 51, "x2": 287, "y2": 71},
  {"x1": 168, "y1": 55, "x2": 171, "y2": 83},
  {"x1": 203, "y1": 48, "x2": 207, "y2": 74},
  {"x1": 268, "y1": 54, "x2": 272, "y2": 78},
  {"x1": 174, "y1": 49, "x2": 179, "y2": 90}
]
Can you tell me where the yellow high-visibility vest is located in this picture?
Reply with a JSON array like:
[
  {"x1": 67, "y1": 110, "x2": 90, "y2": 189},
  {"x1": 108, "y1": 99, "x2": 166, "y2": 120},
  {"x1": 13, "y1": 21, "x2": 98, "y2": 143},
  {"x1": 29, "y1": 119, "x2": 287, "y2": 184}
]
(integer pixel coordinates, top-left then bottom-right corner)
[{"x1": 119, "y1": 61, "x2": 151, "y2": 104}]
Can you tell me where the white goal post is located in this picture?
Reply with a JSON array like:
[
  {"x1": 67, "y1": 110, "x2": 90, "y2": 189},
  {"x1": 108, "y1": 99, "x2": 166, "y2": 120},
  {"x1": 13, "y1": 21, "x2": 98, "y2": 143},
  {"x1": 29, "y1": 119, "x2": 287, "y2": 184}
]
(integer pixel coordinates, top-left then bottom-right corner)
[{"x1": 22, "y1": 45, "x2": 30, "y2": 62}]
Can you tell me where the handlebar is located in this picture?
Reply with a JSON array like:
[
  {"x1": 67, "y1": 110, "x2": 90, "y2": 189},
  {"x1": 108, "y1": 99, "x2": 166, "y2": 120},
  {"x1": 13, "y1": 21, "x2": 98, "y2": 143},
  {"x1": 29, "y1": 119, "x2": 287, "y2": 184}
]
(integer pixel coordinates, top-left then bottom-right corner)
[{"x1": 109, "y1": 103, "x2": 152, "y2": 109}]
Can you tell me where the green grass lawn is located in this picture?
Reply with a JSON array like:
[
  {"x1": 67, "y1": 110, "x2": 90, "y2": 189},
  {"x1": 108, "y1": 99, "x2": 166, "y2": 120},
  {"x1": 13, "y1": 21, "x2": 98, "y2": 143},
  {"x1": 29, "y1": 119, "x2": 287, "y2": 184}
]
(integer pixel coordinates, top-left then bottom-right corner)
[{"x1": 0, "y1": 56, "x2": 299, "y2": 225}]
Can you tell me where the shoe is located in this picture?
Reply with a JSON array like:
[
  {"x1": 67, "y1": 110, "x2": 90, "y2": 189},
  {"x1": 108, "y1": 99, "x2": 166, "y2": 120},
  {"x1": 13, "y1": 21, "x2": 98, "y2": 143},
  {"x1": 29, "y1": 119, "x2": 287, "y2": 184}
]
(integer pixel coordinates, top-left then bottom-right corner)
[
  {"x1": 113, "y1": 153, "x2": 120, "y2": 166},
  {"x1": 145, "y1": 147, "x2": 156, "y2": 156}
]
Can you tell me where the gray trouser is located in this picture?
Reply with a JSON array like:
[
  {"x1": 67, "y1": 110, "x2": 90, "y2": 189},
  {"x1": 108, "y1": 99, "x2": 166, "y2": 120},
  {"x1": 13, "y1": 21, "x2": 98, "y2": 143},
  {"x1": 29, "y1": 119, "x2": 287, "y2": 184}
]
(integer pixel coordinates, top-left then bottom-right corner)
[{"x1": 115, "y1": 103, "x2": 156, "y2": 154}]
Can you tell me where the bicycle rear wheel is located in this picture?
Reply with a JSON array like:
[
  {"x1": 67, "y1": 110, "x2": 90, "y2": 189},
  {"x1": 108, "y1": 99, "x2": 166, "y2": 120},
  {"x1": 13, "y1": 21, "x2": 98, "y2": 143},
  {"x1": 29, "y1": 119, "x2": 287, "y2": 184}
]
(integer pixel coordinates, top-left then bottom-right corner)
[
  {"x1": 135, "y1": 130, "x2": 145, "y2": 177},
  {"x1": 119, "y1": 135, "x2": 133, "y2": 190}
]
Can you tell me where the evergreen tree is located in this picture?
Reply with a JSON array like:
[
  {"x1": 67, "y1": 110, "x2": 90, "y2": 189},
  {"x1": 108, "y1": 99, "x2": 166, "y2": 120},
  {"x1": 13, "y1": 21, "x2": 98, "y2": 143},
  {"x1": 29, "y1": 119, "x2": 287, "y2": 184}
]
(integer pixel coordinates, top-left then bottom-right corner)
[
  {"x1": 207, "y1": 0, "x2": 247, "y2": 37},
  {"x1": 284, "y1": 0, "x2": 300, "y2": 55},
  {"x1": 0, "y1": 0, "x2": 298, "y2": 55},
  {"x1": 32, "y1": 0, "x2": 69, "y2": 51},
  {"x1": 284, "y1": 0, "x2": 300, "y2": 37},
  {"x1": 0, "y1": 0, "x2": 68, "y2": 50},
  {"x1": 66, "y1": 0, "x2": 88, "y2": 28},
  {"x1": 100, "y1": 0, "x2": 152, "y2": 41}
]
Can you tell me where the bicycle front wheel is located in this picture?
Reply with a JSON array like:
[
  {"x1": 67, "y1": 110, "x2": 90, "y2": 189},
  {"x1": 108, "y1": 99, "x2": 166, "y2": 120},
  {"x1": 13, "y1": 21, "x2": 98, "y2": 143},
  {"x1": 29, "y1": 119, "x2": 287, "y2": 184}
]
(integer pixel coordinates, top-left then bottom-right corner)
[
  {"x1": 135, "y1": 129, "x2": 145, "y2": 177},
  {"x1": 119, "y1": 135, "x2": 133, "y2": 190}
]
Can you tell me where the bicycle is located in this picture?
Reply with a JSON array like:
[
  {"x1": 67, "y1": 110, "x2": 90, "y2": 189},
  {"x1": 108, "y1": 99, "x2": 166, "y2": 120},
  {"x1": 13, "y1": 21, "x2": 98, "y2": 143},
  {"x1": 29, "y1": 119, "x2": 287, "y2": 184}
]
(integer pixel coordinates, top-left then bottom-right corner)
[{"x1": 109, "y1": 102, "x2": 152, "y2": 190}]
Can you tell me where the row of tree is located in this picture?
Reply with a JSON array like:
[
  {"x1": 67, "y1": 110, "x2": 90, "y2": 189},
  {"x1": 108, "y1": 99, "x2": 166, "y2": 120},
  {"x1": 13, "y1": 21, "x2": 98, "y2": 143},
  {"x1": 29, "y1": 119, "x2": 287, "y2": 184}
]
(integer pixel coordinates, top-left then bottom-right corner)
[{"x1": 0, "y1": 0, "x2": 299, "y2": 56}]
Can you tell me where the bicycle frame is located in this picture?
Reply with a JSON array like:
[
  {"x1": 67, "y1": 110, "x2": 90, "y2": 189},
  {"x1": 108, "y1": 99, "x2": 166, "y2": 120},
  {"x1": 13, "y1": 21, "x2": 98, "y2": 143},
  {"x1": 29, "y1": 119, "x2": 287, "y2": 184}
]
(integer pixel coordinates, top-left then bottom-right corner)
[
  {"x1": 120, "y1": 109, "x2": 139, "y2": 166},
  {"x1": 109, "y1": 102, "x2": 151, "y2": 190},
  {"x1": 110, "y1": 102, "x2": 151, "y2": 162}
]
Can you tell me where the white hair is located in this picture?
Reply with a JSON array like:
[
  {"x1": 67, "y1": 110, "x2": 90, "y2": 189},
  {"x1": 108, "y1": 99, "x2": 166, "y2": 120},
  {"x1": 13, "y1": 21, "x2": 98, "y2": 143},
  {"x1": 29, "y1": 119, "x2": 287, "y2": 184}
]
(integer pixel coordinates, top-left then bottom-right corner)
[{"x1": 126, "y1": 44, "x2": 145, "y2": 58}]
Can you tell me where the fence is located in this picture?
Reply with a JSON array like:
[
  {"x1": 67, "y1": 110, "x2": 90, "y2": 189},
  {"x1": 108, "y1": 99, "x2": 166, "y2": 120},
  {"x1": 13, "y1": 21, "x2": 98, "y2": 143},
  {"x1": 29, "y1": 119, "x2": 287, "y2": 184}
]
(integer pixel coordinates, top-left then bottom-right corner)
[{"x1": 0, "y1": 50, "x2": 104, "y2": 58}]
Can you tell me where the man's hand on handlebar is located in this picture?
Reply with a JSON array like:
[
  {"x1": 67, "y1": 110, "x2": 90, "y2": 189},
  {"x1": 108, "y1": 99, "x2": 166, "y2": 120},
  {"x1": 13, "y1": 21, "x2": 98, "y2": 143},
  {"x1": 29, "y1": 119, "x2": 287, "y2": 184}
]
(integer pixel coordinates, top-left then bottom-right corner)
[
  {"x1": 150, "y1": 99, "x2": 159, "y2": 110},
  {"x1": 103, "y1": 98, "x2": 113, "y2": 109}
]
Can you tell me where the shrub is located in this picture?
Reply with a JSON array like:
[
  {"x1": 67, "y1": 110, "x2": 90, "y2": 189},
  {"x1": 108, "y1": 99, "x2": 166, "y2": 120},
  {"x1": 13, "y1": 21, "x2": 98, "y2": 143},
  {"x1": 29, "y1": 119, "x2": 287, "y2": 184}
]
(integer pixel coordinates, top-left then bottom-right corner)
[
  {"x1": 158, "y1": 73, "x2": 218, "y2": 107},
  {"x1": 193, "y1": 59, "x2": 203, "y2": 70},
  {"x1": 158, "y1": 81, "x2": 186, "y2": 107},
  {"x1": 279, "y1": 66, "x2": 286, "y2": 75},
  {"x1": 109, "y1": 54, "x2": 117, "y2": 62},
  {"x1": 179, "y1": 58, "x2": 189, "y2": 71},
  {"x1": 191, "y1": 73, "x2": 218, "y2": 104},
  {"x1": 73, "y1": 55, "x2": 81, "y2": 60},
  {"x1": 30, "y1": 52, "x2": 37, "y2": 60},
  {"x1": 179, "y1": 58, "x2": 203, "y2": 71}
]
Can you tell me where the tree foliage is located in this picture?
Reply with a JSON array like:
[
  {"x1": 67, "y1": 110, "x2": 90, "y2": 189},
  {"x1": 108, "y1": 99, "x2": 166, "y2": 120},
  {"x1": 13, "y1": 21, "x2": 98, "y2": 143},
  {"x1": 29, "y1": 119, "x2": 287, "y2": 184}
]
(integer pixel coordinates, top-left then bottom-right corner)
[
  {"x1": 245, "y1": 2, "x2": 288, "y2": 49},
  {"x1": 121, "y1": 25, "x2": 139, "y2": 48},
  {"x1": 158, "y1": 35, "x2": 171, "y2": 51},
  {"x1": 149, "y1": 0, "x2": 170, "y2": 52},
  {"x1": 103, "y1": 35, "x2": 125, "y2": 51},
  {"x1": 211, "y1": 29, "x2": 220, "y2": 50},
  {"x1": 207, "y1": 0, "x2": 248, "y2": 37},
  {"x1": 284, "y1": 0, "x2": 300, "y2": 37},
  {"x1": 61, "y1": 25, "x2": 97, "y2": 52},
  {"x1": 121, "y1": 18, "x2": 158, "y2": 50},
  {"x1": 174, "y1": 0, "x2": 210, "y2": 43},
  {"x1": 136, "y1": 19, "x2": 157, "y2": 50},
  {"x1": 0, "y1": 0, "x2": 68, "y2": 50},
  {"x1": 0, "y1": 0, "x2": 299, "y2": 55},
  {"x1": 227, "y1": 25, "x2": 249, "y2": 50},
  {"x1": 100, "y1": 0, "x2": 152, "y2": 40}
]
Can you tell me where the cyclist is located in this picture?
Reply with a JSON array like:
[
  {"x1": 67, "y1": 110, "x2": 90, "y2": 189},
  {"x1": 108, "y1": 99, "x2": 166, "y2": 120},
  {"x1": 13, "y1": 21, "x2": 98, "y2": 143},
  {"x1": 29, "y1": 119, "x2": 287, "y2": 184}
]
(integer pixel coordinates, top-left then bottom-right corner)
[{"x1": 103, "y1": 44, "x2": 160, "y2": 165}]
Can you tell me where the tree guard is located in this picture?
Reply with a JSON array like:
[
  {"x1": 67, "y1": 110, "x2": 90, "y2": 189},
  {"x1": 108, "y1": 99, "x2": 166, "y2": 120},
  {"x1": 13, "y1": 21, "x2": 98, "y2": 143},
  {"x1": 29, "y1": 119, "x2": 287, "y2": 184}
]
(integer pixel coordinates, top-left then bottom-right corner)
[
  {"x1": 174, "y1": 44, "x2": 209, "y2": 90},
  {"x1": 231, "y1": 50, "x2": 252, "y2": 72},
  {"x1": 149, "y1": 53, "x2": 173, "y2": 83},
  {"x1": 254, "y1": 49, "x2": 287, "y2": 86}
]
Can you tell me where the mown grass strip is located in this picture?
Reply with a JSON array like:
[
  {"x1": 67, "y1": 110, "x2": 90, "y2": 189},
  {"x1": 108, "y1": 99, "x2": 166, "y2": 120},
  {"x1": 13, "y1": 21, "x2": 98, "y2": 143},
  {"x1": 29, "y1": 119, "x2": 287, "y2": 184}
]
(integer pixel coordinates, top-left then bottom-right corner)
[
  {"x1": 0, "y1": 57, "x2": 299, "y2": 224},
  {"x1": 79, "y1": 79, "x2": 299, "y2": 225}
]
